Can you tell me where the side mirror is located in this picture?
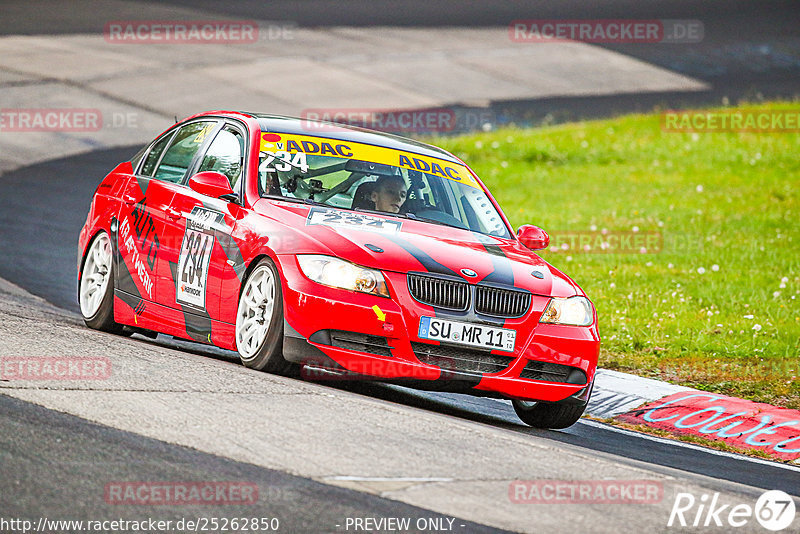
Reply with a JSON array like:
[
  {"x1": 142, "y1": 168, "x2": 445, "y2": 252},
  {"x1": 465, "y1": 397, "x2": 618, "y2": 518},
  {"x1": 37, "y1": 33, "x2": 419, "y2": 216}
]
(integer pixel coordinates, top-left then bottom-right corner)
[
  {"x1": 517, "y1": 224, "x2": 549, "y2": 250},
  {"x1": 188, "y1": 171, "x2": 236, "y2": 201}
]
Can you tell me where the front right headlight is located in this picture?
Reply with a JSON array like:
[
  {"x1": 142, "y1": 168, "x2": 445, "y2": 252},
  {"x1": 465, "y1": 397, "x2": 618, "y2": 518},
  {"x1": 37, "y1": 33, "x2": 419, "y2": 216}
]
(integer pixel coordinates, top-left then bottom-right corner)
[
  {"x1": 297, "y1": 255, "x2": 390, "y2": 298},
  {"x1": 540, "y1": 296, "x2": 594, "y2": 326}
]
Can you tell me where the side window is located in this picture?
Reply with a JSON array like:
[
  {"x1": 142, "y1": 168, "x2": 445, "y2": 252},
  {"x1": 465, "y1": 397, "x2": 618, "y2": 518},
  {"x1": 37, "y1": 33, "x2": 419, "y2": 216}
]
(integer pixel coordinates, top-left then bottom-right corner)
[
  {"x1": 139, "y1": 132, "x2": 174, "y2": 177},
  {"x1": 153, "y1": 121, "x2": 216, "y2": 183},
  {"x1": 198, "y1": 126, "x2": 245, "y2": 188}
]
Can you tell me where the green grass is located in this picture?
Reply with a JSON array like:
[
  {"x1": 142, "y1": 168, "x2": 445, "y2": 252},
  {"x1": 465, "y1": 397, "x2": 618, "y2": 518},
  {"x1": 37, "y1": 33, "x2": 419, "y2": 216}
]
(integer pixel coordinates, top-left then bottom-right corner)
[{"x1": 428, "y1": 101, "x2": 800, "y2": 408}]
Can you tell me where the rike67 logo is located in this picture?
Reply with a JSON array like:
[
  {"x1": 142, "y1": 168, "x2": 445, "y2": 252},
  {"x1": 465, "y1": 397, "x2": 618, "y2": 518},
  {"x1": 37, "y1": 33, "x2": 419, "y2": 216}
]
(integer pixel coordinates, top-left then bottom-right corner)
[{"x1": 668, "y1": 490, "x2": 796, "y2": 531}]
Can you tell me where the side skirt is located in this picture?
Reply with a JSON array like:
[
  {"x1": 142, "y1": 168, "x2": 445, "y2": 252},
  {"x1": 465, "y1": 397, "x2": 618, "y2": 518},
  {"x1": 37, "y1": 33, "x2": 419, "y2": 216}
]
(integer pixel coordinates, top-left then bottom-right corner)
[{"x1": 113, "y1": 290, "x2": 236, "y2": 350}]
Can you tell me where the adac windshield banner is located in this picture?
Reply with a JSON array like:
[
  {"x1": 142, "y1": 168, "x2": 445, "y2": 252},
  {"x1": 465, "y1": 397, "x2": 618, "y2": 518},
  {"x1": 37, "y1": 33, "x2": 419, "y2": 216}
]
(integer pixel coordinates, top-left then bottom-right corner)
[{"x1": 259, "y1": 132, "x2": 479, "y2": 189}]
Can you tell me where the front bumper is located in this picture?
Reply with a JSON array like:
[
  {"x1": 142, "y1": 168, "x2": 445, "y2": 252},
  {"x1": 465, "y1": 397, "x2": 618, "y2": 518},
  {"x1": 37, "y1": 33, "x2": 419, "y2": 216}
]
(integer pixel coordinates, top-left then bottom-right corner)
[{"x1": 279, "y1": 256, "x2": 600, "y2": 402}]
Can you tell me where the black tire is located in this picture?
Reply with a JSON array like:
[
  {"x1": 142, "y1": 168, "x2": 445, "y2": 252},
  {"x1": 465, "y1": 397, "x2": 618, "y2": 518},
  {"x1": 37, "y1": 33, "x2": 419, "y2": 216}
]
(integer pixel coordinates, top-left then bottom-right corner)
[
  {"x1": 79, "y1": 231, "x2": 125, "y2": 335},
  {"x1": 235, "y1": 258, "x2": 294, "y2": 375},
  {"x1": 512, "y1": 398, "x2": 587, "y2": 429}
]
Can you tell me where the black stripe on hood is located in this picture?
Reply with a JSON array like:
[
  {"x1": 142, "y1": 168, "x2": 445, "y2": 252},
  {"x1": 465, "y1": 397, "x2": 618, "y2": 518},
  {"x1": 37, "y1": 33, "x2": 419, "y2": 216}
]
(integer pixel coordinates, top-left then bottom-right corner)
[{"x1": 474, "y1": 233, "x2": 514, "y2": 286}]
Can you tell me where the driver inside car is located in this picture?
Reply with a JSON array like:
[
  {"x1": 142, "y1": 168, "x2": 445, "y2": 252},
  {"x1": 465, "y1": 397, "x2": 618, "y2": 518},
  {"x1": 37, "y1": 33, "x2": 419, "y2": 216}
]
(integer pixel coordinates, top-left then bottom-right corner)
[{"x1": 370, "y1": 175, "x2": 408, "y2": 213}]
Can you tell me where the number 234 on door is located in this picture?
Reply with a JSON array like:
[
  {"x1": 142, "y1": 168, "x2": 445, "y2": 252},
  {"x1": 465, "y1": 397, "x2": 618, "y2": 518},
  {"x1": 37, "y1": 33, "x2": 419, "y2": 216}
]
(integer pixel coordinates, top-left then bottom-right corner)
[{"x1": 177, "y1": 209, "x2": 220, "y2": 309}]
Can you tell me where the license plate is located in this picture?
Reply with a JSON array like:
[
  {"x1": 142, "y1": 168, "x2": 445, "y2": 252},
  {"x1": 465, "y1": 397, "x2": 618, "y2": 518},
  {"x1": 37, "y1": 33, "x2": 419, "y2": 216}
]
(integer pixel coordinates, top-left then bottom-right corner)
[{"x1": 418, "y1": 316, "x2": 516, "y2": 352}]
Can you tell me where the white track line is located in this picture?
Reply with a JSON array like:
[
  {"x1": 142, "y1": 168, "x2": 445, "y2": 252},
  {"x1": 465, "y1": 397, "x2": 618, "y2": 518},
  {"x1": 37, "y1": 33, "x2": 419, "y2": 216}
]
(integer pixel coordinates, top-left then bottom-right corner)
[
  {"x1": 489, "y1": 397, "x2": 800, "y2": 471},
  {"x1": 326, "y1": 476, "x2": 454, "y2": 482}
]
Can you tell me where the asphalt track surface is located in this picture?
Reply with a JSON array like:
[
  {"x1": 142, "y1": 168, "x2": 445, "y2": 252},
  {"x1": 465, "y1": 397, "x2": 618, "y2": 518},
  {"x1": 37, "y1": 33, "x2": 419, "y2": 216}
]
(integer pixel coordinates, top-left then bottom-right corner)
[
  {"x1": 2, "y1": 0, "x2": 799, "y2": 124},
  {"x1": 0, "y1": 394, "x2": 509, "y2": 533},
  {"x1": 0, "y1": 148, "x2": 797, "y2": 520},
  {"x1": 3, "y1": 0, "x2": 796, "y2": 32},
  {"x1": 140, "y1": 0, "x2": 800, "y2": 107}
]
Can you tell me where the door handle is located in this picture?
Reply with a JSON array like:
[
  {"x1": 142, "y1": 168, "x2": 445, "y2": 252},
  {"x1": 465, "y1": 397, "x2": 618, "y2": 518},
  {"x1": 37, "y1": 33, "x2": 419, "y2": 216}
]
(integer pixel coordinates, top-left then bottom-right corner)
[
  {"x1": 166, "y1": 207, "x2": 182, "y2": 220},
  {"x1": 122, "y1": 194, "x2": 137, "y2": 205}
]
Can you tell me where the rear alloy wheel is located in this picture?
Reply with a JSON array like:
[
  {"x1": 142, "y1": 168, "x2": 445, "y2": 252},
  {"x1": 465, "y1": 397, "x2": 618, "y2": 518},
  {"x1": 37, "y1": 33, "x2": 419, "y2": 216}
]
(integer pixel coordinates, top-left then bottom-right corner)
[
  {"x1": 79, "y1": 231, "x2": 124, "y2": 334},
  {"x1": 235, "y1": 259, "x2": 293, "y2": 374},
  {"x1": 512, "y1": 398, "x2": 588, "y2": 429}
]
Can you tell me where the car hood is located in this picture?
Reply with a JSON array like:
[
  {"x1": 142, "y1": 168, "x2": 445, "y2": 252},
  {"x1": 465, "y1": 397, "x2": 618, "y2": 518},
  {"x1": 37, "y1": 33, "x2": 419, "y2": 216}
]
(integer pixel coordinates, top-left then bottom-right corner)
[{"x1": 253, "y1": 200, "x2": 580, "y2": 297}]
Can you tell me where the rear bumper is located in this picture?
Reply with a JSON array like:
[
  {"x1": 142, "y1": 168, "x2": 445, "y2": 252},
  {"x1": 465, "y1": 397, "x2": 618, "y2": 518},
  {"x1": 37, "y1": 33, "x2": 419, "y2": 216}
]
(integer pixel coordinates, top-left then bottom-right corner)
[{"x1": 279, "y1": 256, "x2": 600, "y2": 402}]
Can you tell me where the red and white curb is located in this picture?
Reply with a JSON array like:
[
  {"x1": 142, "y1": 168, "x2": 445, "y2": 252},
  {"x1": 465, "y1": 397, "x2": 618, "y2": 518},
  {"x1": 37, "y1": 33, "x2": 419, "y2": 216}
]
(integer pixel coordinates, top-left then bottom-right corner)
[
  {"x1": 587, "y1": 369, "x2": 693, "y2": 419},
  {"x1": 588, "y1": 369, "x2": 800, "y2": 464}
]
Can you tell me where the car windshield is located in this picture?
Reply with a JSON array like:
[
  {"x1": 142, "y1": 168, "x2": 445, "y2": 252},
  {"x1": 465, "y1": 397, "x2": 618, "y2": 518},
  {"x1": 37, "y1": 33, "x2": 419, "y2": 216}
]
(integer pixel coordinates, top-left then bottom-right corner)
[{"x1": 257, "y1": 134, "x2": 510, "y2": 238}]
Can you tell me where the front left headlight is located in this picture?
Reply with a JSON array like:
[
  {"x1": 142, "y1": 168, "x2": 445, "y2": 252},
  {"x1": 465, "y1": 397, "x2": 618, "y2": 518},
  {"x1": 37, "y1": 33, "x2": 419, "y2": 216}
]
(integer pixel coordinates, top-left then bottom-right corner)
[
  {"x1": 540, "y1": 296, "x2": 594, "y2": 326},
  {"x1": 297, "y1": 255, "x2": 390, "y2": 298}
]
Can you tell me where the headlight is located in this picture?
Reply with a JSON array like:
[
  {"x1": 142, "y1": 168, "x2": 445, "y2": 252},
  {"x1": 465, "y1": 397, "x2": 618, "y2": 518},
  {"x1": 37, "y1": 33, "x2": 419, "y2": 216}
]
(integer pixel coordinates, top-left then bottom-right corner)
[
  {"x1": 540, "y1": 296, "x2": 594, "y2": 326},
  {"x1": 297, "y1": 255, "x2": 390, "y2": 298}
]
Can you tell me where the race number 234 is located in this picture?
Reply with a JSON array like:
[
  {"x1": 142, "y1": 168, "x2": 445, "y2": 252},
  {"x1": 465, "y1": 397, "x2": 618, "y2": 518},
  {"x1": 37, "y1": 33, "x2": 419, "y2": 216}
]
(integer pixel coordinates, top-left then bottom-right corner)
[{"x1": 177, "y1": 228, "x2": 213, "y2": 309}]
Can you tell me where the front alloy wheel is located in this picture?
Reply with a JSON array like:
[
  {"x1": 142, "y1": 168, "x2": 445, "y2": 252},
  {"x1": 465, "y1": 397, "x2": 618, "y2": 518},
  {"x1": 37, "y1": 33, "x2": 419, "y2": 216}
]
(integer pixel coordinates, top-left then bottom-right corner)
[{"x1": 235, "y1": 259, "x2": 292, "y2": 374}]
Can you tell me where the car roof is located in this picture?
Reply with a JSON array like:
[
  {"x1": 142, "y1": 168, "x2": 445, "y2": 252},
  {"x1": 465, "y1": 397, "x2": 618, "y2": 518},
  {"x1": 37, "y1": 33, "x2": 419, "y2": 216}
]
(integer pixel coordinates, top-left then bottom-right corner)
[{"x1": 235, "y1": 112, "x2": 462, "y2": 164}]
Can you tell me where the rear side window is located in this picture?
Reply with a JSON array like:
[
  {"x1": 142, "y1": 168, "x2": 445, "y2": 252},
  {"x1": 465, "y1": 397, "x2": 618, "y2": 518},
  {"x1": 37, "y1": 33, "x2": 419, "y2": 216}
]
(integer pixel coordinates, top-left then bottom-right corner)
[
  {"x1": 153, "y1": 121, "x2": 216, "y2": 183},
  {"x1": 139, "y1": 133, "x2": 173, "y2": 177}
]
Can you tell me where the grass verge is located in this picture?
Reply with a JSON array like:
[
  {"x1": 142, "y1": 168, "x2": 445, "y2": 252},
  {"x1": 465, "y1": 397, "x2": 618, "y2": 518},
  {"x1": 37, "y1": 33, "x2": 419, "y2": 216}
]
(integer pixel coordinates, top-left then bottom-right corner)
[{"x1": 429, "y1": 101, "x2": 800, "y2": 408}]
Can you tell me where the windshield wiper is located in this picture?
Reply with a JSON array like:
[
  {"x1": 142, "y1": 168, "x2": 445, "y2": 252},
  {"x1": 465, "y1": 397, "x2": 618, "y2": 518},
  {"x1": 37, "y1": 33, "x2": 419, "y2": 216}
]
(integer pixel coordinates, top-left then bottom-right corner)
[
  {"x1": 408, "y1": 213, "x2": 468, "y2": 231},
  {"x1": 353, "y1": 207, "x2": 413, "y2": 220},
  {"x1": 262, "y1": 195, "x2": 323, "y2": 206},
  {"x1": 353, "y1": 208, "x2": 460, "y2": 230}
]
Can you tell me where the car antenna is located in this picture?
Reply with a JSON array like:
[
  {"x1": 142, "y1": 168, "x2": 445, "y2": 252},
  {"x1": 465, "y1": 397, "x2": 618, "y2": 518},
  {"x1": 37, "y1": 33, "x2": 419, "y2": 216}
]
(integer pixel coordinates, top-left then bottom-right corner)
[{"x1": 174, "y1": 115, "x2": 178, "y2": 123}]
